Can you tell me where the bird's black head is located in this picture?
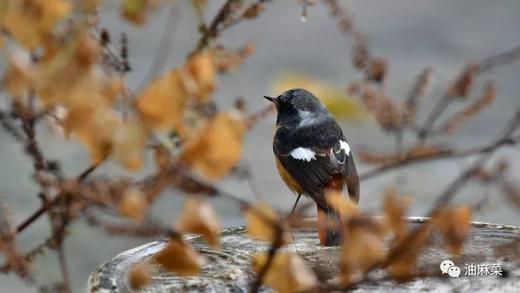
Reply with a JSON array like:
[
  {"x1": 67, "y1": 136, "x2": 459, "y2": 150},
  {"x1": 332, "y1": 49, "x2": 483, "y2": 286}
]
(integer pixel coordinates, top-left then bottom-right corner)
[{"x1": 264, "y1": 88, "x2": 330, "y2": 127}]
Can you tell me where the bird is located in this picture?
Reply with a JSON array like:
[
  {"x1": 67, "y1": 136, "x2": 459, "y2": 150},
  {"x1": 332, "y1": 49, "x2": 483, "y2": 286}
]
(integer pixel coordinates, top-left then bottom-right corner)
[{"x1": 264, "y1": 88, "x2": 359, "y2": 246}]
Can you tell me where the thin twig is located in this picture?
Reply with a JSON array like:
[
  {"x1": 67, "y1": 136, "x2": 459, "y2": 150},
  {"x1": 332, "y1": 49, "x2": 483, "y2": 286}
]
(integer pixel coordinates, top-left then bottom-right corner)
[
  {"x1": 191, "y1": 0, "x2": 241, "y2": 54},
  {"x1": 57, "y1": 244, "x2": 71, "y2": 293},
  {"x1": 250, "y1": 228, "x2": 283, "y2": 293},
  {"x1": 137, "y1": 4, "x2": 180, "y2": 91},
  {"x1": 359, "y1": 135, "x2": 520, "y2": 181}
]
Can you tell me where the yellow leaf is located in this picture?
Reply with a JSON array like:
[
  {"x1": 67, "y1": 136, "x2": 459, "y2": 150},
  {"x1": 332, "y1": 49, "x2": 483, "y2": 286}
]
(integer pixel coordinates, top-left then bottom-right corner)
[
  {"x1": 272, "y1": 73, "x2": 366, "y2": 119},
  {"x1": 118, "y1": 189, "x2": 148, "y2": 221},
  {"x1": 154, "y1": 239, "x2": 206, "y2": 275},
  {"x1": 176, "y1": 198, "x2": 221, "y2": 248},
  {"x1": 136, "y1": 69, "x2": 190, "y2": 133},
  {"x1": 178, "y1": 111, "x2": 246, "y2": 180},
  {"x1": 129, "y1": 262, "x2": 152, "y2": 290},
  {"x1": 4, "y1": 0, "x2": 71, "y2": 49},
  {"x1": 432, "y1": 205, "x2": 472, "y2": 255},
  {"x1": 121, "y1": 0, "x2": 148, "y2": 24},
  {"x1": 112, "y1": 119, "x2": 148, "y2": 171},
  {"x1": 244, "y1": 203, "x2": 292, "y2": 244},
  {"x1": 252, "y1": 252, "x2": 318, "y2": 293}
]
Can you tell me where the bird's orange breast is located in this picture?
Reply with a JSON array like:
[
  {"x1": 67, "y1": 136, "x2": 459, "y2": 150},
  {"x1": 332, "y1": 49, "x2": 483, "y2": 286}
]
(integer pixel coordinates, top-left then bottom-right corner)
[{"x1": 275, "y1": 157, "x2": 304, "y2": 195}]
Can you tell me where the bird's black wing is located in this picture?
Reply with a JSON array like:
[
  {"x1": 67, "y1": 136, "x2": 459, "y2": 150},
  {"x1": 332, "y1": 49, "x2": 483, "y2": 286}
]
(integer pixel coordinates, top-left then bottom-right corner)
[
  {"x1": 273, "y1": 124, "x2": 352, "y2": 210},
  {"x1": 343, "y1": 152, "x2": 359, "y2": 203}
]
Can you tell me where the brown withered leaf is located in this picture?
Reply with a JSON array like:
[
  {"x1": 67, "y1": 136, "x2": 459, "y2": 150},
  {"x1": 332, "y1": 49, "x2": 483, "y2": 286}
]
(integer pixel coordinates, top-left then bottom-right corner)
[
  {"x1": 432, "y1": 205, "x2": 472, "y2": 255},
  {"x1": 441, "y1": 81, "x2": 496, "y2": 134},
  {"x1": 129, "y1": 262, "x2": 152, "y2": 290},
  {"x1": 325, "y1": 190, "x2": 359, "y2": 218},
  {"x1": 245, "y1": 202, "x2": 292, "y2": 244},
  {"x1": 383, "y1": 187, "x2": 410, "y2": 241},
  {"x1": 179, "y1": 111, "x2": 247, "y2": 180},
  {"x1": 447, "y1": 64, "x2": 478, "y2": 98},
  {"x1": 176, "y1": 198, "x2": 221, "y2": 248},
  {"x1": 136, "y1": 69, "x2": 190, "y2": 133},
  {"x1": 213, "y1": 43, "x2": 255, "y2": 73},
  {"x1": 118, "y1": 189, "x2": 148, "y2": 221},
  {"x1": 3, "y1": 0, "x2": 71, "y2": 49},
  {"x1": 252, "y1": 252, "x2": 318, "y2": 293},
  {"x1": 112, "y1": 119, "x2": 148, "y2": 171},
  {"x1": 154, "y1": 239, "x2": 206, "y2": 275},
  {"x1": 340, "y1": 216, "x2": 386, "y2": 284},
  {"x1": 388, "y1": 224, "x2": 434, "y2": 281}
]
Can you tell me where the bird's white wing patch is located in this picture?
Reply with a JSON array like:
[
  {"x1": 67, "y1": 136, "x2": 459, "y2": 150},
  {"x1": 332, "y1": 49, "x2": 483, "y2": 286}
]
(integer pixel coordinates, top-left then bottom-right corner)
[
  {"x1": 290, "y1": 147, "x2": 316, "y2": 161},
  {"x1": 340, "y1": 140, "x2": 351, "y2": 156}
]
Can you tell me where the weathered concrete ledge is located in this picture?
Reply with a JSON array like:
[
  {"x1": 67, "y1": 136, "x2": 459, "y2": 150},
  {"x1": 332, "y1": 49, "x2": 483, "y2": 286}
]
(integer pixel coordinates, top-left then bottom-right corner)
[{"x1": 88, "y1": 217, "x2": 520, "y2": 292}]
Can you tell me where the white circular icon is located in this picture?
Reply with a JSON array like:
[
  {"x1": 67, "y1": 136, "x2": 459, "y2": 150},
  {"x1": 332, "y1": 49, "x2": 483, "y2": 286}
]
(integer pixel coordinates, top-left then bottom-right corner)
[
  {"x1": 448, "y1": 266, "x2": 461, "y2": 278},
  {"x1": 440, "y1": 260, "x2": 455, "y2": 274}
]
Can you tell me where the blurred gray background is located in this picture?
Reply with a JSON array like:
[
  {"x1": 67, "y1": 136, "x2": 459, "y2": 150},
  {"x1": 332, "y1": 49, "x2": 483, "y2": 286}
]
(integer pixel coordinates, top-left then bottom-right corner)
[{"x1": 1, "y1": 1, "x2": 520, "y2": 291}]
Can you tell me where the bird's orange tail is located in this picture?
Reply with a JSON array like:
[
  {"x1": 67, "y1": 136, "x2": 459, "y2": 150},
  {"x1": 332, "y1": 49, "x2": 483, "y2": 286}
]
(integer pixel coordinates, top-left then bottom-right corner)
[{"x1": 317, "y1": 206, "x2": 344, "y2": 246}]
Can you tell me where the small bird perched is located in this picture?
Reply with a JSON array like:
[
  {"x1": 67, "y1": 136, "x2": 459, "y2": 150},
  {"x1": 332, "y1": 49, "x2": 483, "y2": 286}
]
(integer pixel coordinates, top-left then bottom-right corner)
[{"x1": 264, "y1": 88, "x2": 359, "y2": 246}]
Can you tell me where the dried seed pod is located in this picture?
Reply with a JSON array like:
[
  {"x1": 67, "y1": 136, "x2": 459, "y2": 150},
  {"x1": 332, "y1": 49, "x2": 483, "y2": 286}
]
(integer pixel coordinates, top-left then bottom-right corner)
[{"x1": 447, "y1": 64, "x2": 478, "y2": 98}]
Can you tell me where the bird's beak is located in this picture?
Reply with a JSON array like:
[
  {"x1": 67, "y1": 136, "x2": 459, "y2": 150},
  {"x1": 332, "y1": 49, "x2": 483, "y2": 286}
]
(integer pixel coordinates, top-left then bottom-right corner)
[{"x1": 263, "y1": 96, "x2": 276, "y2": 103}]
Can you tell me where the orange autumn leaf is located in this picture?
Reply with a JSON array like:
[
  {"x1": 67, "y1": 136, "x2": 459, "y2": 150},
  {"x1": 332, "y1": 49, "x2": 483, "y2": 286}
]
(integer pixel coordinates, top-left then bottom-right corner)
[
  {"x1": 129, "y1": 262, "x2": 152, "y2": 290},
  {"x1": 118, "y1": 189, "x2": 148, "y2": 221},
  {"x1": 432, "y1": 205, "x2": 472, "y2": 255},
  {"x1": 388, "y1": 223, "x2": 434, "y2": 281},
  {"x1": 136, "y1": 69, "x2": 190, "y2": 133},
  {"x1": 33, "y1": 34, "x2": 104, "y2": 108},
  {"x1": 325, "y1": 190, "x2": 360, "y2": 218},
  {"x1": 383, "y1": 187, "x2": 411, "y2": 241},
  {"x1": 63, "y1": 105, "x2": 122, "y2": 164},
  {"x1": 112, "y1": 119, "x2": 148, "y2": 171},
  {"x1": 137, "y1": 51, "x2": 216, "y2": 134},
  {"x1": 183, "y1": 51, "x2": 216, "y2": 101},
  {"x1": 176, "y1": 198, "x2": 221, "y2": 248},
  {"x1": 340, "y1": 217, "x2": 386, "y2": 284},
  {"x1": 252, "y1": 252, "x2": 318, "y2": 293},
  {"x1": 154, "y1": 239, "x2": 206, "y2": 275},
  {"x1": 179, "y1": 111, "x2": 247, "y2": 180},
  {"x1": 244, "y1": 202, "x2": 292, "y2": 244},
  {"x1": 3, "y1": 0, "x2": 71, "y2": 49}
]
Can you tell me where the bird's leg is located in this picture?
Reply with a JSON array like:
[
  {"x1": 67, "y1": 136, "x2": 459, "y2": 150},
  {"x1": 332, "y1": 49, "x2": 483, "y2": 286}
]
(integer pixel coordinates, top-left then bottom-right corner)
[{"x1": 291, "y1": 194, "x2": 302, "y2": 215}]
